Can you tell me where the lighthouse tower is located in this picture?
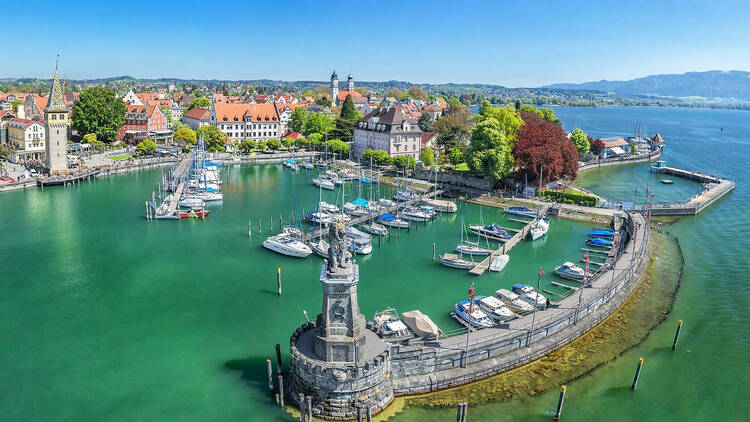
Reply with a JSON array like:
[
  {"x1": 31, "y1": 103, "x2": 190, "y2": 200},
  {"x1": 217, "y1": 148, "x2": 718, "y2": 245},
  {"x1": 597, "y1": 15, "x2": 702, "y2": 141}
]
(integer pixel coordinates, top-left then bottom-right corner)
[
  {"x1": 44, "y1": 61, "x2": 69, "y2": 174},
  {"x1": 330, "y1": 70, "x2": 339, "y2": 105}
]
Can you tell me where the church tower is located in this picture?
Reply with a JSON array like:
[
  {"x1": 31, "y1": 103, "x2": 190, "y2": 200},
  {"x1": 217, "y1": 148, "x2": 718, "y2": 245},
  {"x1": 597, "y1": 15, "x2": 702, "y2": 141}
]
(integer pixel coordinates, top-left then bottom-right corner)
[
  {"x1": 330, "y1": 70, "x2": 339, "y2": 105},
  {"x1": 347, "y1": 73, "x2": 354, "y2": 92},
  {"x1": 44, "y1": 61, "x2": 69, "y2": 174}
]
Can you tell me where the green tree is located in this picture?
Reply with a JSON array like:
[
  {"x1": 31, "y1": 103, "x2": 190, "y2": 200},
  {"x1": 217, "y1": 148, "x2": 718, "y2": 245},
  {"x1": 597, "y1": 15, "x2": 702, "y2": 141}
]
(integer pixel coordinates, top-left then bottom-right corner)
[
  {"x1": 420, "y1": 146, "x2": 434, "y2": 166},
  {"x1": 449, "y1": 148, "x2": 464, "y2": 165},
  {"x1": 386, "y1": 88, "x2": 407, "y2": 100},
  {"x1": 186, "y1": 98, "x2": 211, "y2": 112},
  {"x1": 11, "y1": 99, "x2": 22, "y2": 113},
  {"x1": 294, "y1": 137, "x2": 309, "y2": 149},
  {"x1": 326, "y1": 139, "x2": 350, "y2": 157},
  {"x1": 540, "y1": 108, "x2": 561, "y2": 125},
  {"x1": 418, "y1": 113, "x2": 434, "y2": 132},
  {"x1": 570, "y1": 128, "x2": 590, "y2": 155},
  {"x1": 479, "y1": 100, "x2": 492, "y2": 116},
  {"x1": 332, "y1": 95, "x2": 361, "y2": 142},
  {"x1": 407, "y1": 86, "x2": 428, "y2": 101},
  {"x1": 631, "y1": 143, "x2": 638, "y2": 153},
  {"x1": 239, "y1": 139, "x2": 256, "y2": 154},
  {"x1": 392, "y1": 155, "x2": 416, "y2": 169},
  {"x1": 303, "y1": 112, "x2": 334, "y2": 137},
  {"x1": 174, "y1": 127, "x2": 197, "y2": 145},
  {"x1": 465, "y1": 118, "x2": 514, "y2": 181},
  {"x1": 256, "y1": 140, "x2": 267, "y2": 151},
  {"x1": 83, "y1": 133, "x2": 104, "y2": 150},
  {"x1": 135, "y1": 139, "x2": 157, "y2": 156},
  {"x1": 281, "y1": 137, "x2": 293, "y2": 149},
  {"x1": 71, "y1": 87, "x2": 127, "y2": 143},
  {"x1": 315, "y1": 96, "x2": 331, "y2": 107},
  {"x1": 266, "y1": 138, "x2": 282, "y2": 151},
  {"x1": 514, "y1": 99, "x2": 521, "y2": 110},
  {"x1": 196, "y1": 125, "x2": 226, "y2": 152},
  {"x1": 479, "y1": 105, "x2": 523, "y2": 142},
  {"x1": 308, "y1": 133, "x2": 323, "y2": 149},
  {"x1": 288, "y1": 107, "x2": 307, "y2": 133},
  {"x1": 160, "y1": 106, "x2": 173, "y2": 125}
]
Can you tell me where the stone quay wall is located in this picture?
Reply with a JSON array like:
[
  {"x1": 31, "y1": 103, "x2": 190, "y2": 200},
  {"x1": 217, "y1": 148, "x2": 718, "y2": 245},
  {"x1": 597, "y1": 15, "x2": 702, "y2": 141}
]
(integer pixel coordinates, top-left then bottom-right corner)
[
  {"x1": 389, "y1": 213, "x2": 649, "y2": 395},
  {"x1": 578, "y1": 148, "x2": 662, "y2": 172},
  {"x1": 288, "y1": 322, "x2": 394, "y2": 420}
]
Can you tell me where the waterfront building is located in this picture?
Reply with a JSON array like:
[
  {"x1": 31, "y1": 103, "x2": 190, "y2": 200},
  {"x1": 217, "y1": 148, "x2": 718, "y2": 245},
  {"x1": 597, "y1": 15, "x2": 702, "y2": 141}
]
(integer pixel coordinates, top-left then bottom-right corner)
[
  {"x1": 209, "y1": 103, "x2": 280, "y2": 142},
  {"x1": 0, "y1": 110, "x2": 15, "y2": 144},
  {"x1": 600, "y1": 137, "x2": 630, "y2": 158},
  {"x1": 275, "y1": 103, "x2": 307, "y2": 135},
  {"x1": 182, "y1": 107, "x2": 210, "y2": 130},
  {"x1": 44, "y1": 66, "x2": 69, "y2": 173},
  {"x1": 353, "y1": 106, "x2": 422, "y2": 160},
  {"x1": 117, "y1": 105, "x2": 171, "y2": 144},
  {"x1": 7, "y1": 118, "x2": 46, "y2": 163}
]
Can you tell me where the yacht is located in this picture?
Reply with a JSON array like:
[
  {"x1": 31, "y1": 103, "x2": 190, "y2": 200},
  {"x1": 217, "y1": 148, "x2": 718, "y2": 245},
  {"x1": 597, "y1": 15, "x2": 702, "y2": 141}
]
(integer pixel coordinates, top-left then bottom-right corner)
[
  {"x1": 495, "y1": 289, "x2": 535, "y2": 313},
  {"x1": 188, "y1": 190, "x2": 223, "y2": 201},
  {"x1": 512, "y1": 284, "x2": 547, "y2": 308},
  {"x1": 529, "y1": 218, "x2": 549, "y2": 241},
  {"x1": 361, "y1": 221, "x2": 388, "y2": 236},
  {"x1": 313, "y1": 177, "x2": 335, "y2": 190},
  {"x1": 400, "y1": 206, "x2": 432, "y2": 222},
  {"x1": 456, "y1": 243, "x2": 492, "y2": 256},
  {"x1": 419, "y1": 205, "x2": 437, "y2": 218},
  {"x1": 347, "y1": 237, "x2": 372, "y2": 255},
  {"x1": 262, "y1": 233, "x2": 312, "y2": 257},
  {"x1": 393, "y1": 191, "x2": 416, "y2": 202},
  {"x1": 317, "y1": 201, "x2": 339, "y2": 214},
  {"x1": 377, "y1": 198, "x2": 396, "y2": 208},
  {"x1": 379, "y1": 213, "x2": 409, "y2": 228},
  {"x1": 439, "y1": 253, "x2": 475, "y2": 269},
  {"x1": 178, "y1": 209, "x2": 210, "y2": 219},
  {"x1": 373, "y1": 308, "x2": 412, "y2": 342},
  {"x1": 554, "y1": 262, "x2": 586, "y2": 281},
  {"x1": 489, "y1": 254, "x2": 510, "y2": 272},
  {"x1": 301, "y1": 162, "x2": 315, "y2": 170},
  {"x1": 305, "y1": 211, "x2": 333, "y2": 226},
  {"x1": 587, "y1": 237, "x2": 612, "y2": 247},
  {"x1": 505, "y1": 206, "x2": 537, "y2": 218},
  {"x1": 469, "y1": 224, "x2": 513, "y2": 240},
  {"x1": 178, "y1": 197, "x2": 206, "y2": 209},
  {"x1": 476, "y1": 296, "x2": 516, "y2": 322},
  {"x1": 309, "y1": 238, "x2": 329, "y2": 258},
  {"x1": 346, "y1": 226, "x2": 372, "y2": 241},
  {"x1": 343, "y1": 202, "x2": 368, "y2": 216},
  {"x1": 454, "y1": 300, "x2": 494, "y2": 328}
]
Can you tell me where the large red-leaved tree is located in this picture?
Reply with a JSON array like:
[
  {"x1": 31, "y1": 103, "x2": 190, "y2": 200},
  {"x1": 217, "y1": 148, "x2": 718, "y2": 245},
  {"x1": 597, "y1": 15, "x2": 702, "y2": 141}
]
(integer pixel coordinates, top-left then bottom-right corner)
[{"x1": 513, "y1": 112, "x2": 578, "y2": 182}]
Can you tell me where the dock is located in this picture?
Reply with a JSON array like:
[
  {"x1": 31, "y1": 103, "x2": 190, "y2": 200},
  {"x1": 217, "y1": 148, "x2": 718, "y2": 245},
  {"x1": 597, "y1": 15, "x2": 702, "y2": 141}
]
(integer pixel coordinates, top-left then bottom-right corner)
[
  {"x1": 37, "y1": 170, "x2": 100, "y2": 187},
  {"x1": 469, "y1": 205, "x2": 550, "y2": 276},
  {"x1": 151, "y1": 152, "x2": 194, "y2": 219},
  {"x1": 643, "y1": 165, "x2": 735, "y2": 216}
]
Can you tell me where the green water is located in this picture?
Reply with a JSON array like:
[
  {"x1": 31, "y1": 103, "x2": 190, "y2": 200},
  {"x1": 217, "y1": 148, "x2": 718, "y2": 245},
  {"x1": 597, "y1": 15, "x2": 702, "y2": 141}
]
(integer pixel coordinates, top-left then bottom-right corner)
[
  {"x1": 1, "y1": 164, "x2": 596, "y2": 421},
  {"x1": 3, "y1": 106, "x2": 748, "y2": 421}
]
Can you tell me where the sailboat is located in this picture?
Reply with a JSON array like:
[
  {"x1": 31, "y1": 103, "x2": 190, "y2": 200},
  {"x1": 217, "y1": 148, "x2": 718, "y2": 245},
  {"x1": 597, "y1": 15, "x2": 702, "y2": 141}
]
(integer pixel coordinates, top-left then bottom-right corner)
[
  {"x1": 440, "y1": 218, "x2": 477, "y2": 269},
  {"x1": 456, "y1": 218, "x2": 492, "y2": 256}
]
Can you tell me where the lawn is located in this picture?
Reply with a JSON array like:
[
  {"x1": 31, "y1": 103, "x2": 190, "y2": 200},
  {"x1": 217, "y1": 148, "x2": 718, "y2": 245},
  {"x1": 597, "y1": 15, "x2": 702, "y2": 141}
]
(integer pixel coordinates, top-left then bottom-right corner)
[
  {"x1": 454, "y1": 163, "x2": 469, "y2": 172},
  {"x1": 110, "y1": 154, "x2": 134, "y2": 161}
]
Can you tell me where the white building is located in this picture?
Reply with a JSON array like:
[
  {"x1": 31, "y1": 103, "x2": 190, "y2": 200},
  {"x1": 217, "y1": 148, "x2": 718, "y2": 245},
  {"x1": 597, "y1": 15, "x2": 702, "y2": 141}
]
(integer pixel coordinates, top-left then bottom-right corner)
[
  {"x1": 209, "y1": 103, "x2": 280, "y2": 141},
  {"x1": 275, "y1": 103, "x2": 307, "y2": 135},
  {"x1": 353, "y1": 106, "x2": 422, "y2": 160}
]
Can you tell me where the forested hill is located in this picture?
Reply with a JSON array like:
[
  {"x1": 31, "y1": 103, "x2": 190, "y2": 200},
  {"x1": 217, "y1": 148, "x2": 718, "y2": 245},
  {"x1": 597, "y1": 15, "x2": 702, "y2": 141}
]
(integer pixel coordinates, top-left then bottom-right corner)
[{"x1": 544, "y1": 70, "x2": 750, "y2": 101}]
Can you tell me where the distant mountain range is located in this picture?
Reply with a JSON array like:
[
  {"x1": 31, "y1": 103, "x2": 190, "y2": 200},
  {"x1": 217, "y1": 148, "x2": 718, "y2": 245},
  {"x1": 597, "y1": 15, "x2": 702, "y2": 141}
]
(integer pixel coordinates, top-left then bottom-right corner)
[{"x1": 544, "y1": 70, "x2": 750, "y2": 101}]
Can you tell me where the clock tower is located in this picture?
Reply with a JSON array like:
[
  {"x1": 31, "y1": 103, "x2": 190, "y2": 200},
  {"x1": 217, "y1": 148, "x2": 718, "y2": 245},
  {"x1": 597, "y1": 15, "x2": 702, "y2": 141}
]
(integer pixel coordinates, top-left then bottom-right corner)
[{"x1": 44, "y1": 61, "x2": 69, "y2": 174}]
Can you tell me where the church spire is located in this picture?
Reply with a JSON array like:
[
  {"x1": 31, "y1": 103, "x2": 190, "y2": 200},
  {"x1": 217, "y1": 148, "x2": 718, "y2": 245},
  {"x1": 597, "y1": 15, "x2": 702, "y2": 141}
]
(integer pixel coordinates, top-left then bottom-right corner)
[{"x1": 46, "y1": 58, "x2": 67, "y2": 113}]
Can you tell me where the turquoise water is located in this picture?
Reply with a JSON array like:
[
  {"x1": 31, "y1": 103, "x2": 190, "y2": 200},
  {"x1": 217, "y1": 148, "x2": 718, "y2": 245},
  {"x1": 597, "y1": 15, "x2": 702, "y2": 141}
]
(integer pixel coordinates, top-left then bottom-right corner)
[{"x1": 1, "y1": 106, "x2": 747, "y2": 421}]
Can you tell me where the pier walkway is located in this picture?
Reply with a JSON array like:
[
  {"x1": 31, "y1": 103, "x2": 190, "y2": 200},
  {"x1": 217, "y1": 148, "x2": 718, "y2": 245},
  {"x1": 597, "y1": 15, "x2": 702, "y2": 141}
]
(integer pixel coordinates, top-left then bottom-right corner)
[
  {"x1": 154, "y1": 153, "x2": 193, "y2": 218},
  {"x1": 468, "y1": 204, "x2": 550, "y2": 275},
  {"x1": 644, "y1": 165, "x2": 734, "y2": 216}
]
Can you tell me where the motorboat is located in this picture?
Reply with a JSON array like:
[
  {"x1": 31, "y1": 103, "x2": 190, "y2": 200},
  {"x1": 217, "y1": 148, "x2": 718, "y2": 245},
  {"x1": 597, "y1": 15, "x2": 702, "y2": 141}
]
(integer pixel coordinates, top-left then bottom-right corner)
[
  {"x1": 360, "y1": 221, "x2": 388, "y2": 236},
  {"x1": 587, "y1": 237, "x2": 613, "y2": 247},
  {"x1": 309, "y1": 238, "x2": 329, "y2": 258},
  {"x1": 456, "y1": 243, "x2": 492, "y2": 256},
  {"x1": 419, "y1": 205, "x2": 437, "y2": 218},
  {"x1": 373, "y1": 308, "x2": 412, "y2": 341},
  {"x1": 347, "y1": 237, "x2": 372, "y2": 255},
  {"x1": 301, "y1": 162, "x2": 315, "y2": 170},
  {"x1": 401, "y1": 310, "x2": 440, "y2": 338},
  {"x1": 288, "y1": 163, "x2": 299, "y2": 171},
  {"x1": 393, "y1": 191, "x2": 416, "y2": 202},
  {"x1": 343, "y1": 202, "x2": 368, "y2": 217},
  {"x1": 511, "y1": 284, "x2": 546, "y2": 308},
  {"x1": 495, "y1": 289, "x2": 535, "y2": 313},
  {"x1": 421, "y1": 198, "x2": 457, "y2": 213},
  {"x1": 379, "y1": 213, "x2": 409, "y2": 228},
  {"x1": 282, "y1": 225, "x2": 304, "y2": 239},
  {"x1": 400, "y1": 206, "x2": 432, "y2": 222},
  {"x1": 178, "y1": 197, "x2": 206, "y2": 209},
  {"x1": 313, "y1": 177, "x2": 335, "y2": 190},
  {"x1": 529, "y1": 218, "x2": 549, "y2": 241},
  {"x1": 305, "y1": 211, "x2": 333, "y2": 226},
  {"x1": 489, "y1": 254, "x2": 510, "y2": 272},
  {"x1": 505, "y1": 206, "x2": 537, "y2": 218},
  {"x1": 469, "y1": 224, "x2": 513, "y2": 240},
  {"x1": 439, "y1": 253, "x2": 475, "y2": 269},
  {"x1": 263, "y1": 233, "x2": 312, "y2": 257},
  {"x1": 317, "y1": 201, "x2": 339, "y2": 214},
  {"x1": 476, "y1": 295, "x2": 516, "y2": 322},
  {"x1": 660, "y1": 179, "x2": 674, "y2": 184},
  {"x1": 178, "y1": 209, "x2": 210, "y2": 219},
  {"x1": 188, "y1": 190, "x2": 223, "y2": 201},
  {"x1": 346, "y1": 225, "x2": 372, "y2": 241},
  {"x1": 455, "y1": 300, "x2": 494, "y2": 328},
  {"x1": 554, "y1": 262, "x2": 586, "y2": 281},
  {"x1": 587, "y1": 229, "x2": 614, "y2": 239},
  {"x1": 330, "y1": 212, "x2": 352, "y2": 224},
  {"x1": 378, "y1": 198, "x2": 396, "y2": 208}
]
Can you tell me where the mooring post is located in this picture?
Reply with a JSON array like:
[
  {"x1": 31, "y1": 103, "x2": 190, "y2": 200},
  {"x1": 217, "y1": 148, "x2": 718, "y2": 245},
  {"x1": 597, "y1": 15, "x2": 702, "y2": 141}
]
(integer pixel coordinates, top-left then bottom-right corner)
[
  {"x1": 278, "y1": 375, "x2": 284, "y2": 407},
  {"x1": 266, "y1": 359, "x2": 273, "y2": 391},
  {"x1": 249, "y1": 220, "x2": 252, "y2": 238},
  {"x1": 275, "y1": 343, "x2": 282, "y2": 375},
  {"x1": 388, "y1": 229, "x2": 391, "y2": 242},
  {"x1": 280, "y1": 213, "x2": 283, "y2": 228},
  {"x1": 270, "y1": 215, "x2": 273, "y2": 231},
  {"x1": 672, "y1": 320, "x2": 683, "y2": 350},
  {"x1": 632, "y1": 357, "x2": 644, "y2": 390},
  {"x1": 277, "y1": 267, "x2": 282, "y2": 296},
  {"x1": 398, "y1": 224, "x2": 400, "y2": 238},
  {"x1": 366, "y1": 406, "x2": 372, "y2": 422},
  {"x1": 275, "y1": 393, "x2": 280, "y2": 405},
  {"x1": 299, "y1": 393, "x2": 305, "y2": 422},
  {"x1": 306, "y1": 396, "x2": 312, "y2": 422},
  {"x1": 259, "y1": 219, "x2": 262, "y2": 234},
  {"x1": 554, "y1": 386, "x2": 566, "y2": 420},
  {"x1": 433, "y1": 242, "x2": 436, "y2": 261},
  {"x1": 456, "y1": 403, "x2": 463, "y2": 422},
  {"x1": 461, "y1": 402, "x2": 468, "y2": 422}
]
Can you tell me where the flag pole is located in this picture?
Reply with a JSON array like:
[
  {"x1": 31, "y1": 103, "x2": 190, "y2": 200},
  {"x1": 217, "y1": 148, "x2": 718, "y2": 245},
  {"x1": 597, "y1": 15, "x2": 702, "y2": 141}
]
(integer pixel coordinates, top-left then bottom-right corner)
[{"x1": 526, "y1": 268, "x2": 543, "y2": 347}]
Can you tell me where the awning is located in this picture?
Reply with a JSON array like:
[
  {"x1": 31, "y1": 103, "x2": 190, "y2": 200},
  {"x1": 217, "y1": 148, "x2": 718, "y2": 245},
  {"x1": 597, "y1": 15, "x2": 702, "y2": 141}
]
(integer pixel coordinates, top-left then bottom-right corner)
[{"x1": 610, "y1": 146, "x2": 626, "y2": 155}]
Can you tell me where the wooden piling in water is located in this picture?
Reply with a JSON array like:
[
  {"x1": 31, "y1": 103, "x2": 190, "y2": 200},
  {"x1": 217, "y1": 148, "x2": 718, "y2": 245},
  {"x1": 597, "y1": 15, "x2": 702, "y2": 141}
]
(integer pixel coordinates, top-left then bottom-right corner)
[
  {"x1": 632, "y1": 358, "x2": 644, "y2": 390},
  {"x1": 433, "y1": 242, "x2": 436, "y2": 261},
  {"x1": 266, "y1": 359, "x2": 273, "y2": 391},
  {"x1": 672, "y1": 320, "x2": 683, "y2": 350},
  {"x1": 306, "y1": 396, "x2": 312, "y2": 422},
  {"x1": 299, "y1": 393, "x2": 305, "y2": 422},
  {"x1": 277, "y1": 267, "x2": 282, "y2": 296},
  {"x1": 277, "y1": 375, "x2": 284, "y2": 407},
  {"x1": 456, "y1": 403, "x2": 463, "y2": 422},
  {"x1": 461, "y1": 402, "x2": 468, "y2": 422},
  {"x1": 554, "y1": 386, "x2": 566, "y2": 420},
  {"x1": 275, "y1": 343, "x2": 282, "y2": 375}
]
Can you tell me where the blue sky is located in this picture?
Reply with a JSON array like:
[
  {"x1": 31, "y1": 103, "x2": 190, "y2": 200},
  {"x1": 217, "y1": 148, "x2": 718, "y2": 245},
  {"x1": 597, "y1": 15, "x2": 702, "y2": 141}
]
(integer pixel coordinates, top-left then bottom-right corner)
[{"x1": 5, "y1": 0, "x2": 750, "y2": 86}]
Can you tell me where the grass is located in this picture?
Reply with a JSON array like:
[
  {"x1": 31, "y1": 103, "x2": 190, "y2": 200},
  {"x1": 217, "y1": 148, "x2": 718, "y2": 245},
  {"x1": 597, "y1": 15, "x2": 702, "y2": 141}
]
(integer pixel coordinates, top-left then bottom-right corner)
[
  {"x1": 455, "y1": 163, "x2": 469, "y2": 172},
  {"x1": 110, "y1": 154, "x2": 134, "y2": 161}
]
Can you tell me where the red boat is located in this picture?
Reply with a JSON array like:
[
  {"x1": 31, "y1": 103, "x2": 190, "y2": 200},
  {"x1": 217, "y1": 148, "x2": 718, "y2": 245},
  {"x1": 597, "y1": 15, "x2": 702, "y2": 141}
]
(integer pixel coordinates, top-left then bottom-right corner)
[{"x1": 179, "y1": 209, "x2": 211, "y2": 219}]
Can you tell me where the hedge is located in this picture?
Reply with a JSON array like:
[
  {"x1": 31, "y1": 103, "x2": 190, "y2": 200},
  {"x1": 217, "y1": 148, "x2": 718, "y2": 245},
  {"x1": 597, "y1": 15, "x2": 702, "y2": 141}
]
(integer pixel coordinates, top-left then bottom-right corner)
[{"x1": 540, "y1": 189, "x2": 597, "y2": 207}]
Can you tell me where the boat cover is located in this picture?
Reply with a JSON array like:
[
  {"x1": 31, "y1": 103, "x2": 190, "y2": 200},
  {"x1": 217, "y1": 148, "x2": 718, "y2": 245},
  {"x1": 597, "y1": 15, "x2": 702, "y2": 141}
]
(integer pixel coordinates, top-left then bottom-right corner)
[
  {"x1": 380, "y1": 213, "x2": 395, "y2": 221},
  {"x1": 508, "y1": 206, "x2": 532, "y2": 212},
  {"x1": 401, "y1": 310, "x2": 439, "y2": 338},
  {"x1": 204, "y1": 162, "x2": 222, "y2": 167},
  {"x1": 587, "y1": 237, "x2": 613, "y2": 246},
  {"x1": 352, "y1": 198, "x2": 368, "y2": 207},
  {"x1": 588, "y1": 229, "x2": 614, "y2": 237}
]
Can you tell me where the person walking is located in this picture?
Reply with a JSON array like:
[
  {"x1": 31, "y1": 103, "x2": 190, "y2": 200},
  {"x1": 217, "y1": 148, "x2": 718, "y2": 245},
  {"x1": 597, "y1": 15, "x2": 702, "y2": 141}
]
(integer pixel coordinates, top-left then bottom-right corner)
[{"x1": 545, "y1": 298, "x2": 550, "y2": 310}]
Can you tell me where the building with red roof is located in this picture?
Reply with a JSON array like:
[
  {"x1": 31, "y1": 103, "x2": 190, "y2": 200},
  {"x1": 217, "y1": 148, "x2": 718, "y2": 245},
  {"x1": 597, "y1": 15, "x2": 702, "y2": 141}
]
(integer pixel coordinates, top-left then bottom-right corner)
[
  {"x1": 118, "y1": 104, "x2": 170, "y2": 143},
  {"x1": 209, "y1": 103, "x2": 280, "y2": 142}
]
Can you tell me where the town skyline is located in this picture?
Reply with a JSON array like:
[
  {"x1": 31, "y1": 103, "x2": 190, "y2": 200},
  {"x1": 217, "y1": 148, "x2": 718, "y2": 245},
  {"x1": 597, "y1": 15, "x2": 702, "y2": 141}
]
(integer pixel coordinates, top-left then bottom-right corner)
[{"x1": 6, "y1": 0, "x2": 750, "y2": 86}]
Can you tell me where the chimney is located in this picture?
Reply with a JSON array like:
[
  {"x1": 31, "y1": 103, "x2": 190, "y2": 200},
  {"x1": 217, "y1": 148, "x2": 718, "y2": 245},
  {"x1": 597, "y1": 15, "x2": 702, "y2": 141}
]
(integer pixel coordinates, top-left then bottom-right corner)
[{"x1": 17, "y1": 104, "x2": 25, "y2": 120}]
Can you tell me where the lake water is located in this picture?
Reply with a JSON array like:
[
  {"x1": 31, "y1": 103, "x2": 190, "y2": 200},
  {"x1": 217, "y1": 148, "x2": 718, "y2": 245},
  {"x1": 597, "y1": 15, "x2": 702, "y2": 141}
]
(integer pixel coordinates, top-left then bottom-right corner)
[{"x1": 1, "y1": 106, "x2": 748, "y2": 421}]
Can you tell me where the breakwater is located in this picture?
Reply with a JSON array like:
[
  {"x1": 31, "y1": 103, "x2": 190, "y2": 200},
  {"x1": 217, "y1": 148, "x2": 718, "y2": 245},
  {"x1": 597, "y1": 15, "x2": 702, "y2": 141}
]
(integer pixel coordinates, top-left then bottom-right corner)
[{"x1": 578, "y1": 148, "x2": 662, "y2": 172}]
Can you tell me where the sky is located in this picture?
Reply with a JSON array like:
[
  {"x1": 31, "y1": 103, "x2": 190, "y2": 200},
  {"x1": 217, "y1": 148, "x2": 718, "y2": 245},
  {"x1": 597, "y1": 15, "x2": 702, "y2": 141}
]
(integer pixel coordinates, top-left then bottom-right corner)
[{"x1": 5, "y1": 0, "x2": 750, "y2": 87}]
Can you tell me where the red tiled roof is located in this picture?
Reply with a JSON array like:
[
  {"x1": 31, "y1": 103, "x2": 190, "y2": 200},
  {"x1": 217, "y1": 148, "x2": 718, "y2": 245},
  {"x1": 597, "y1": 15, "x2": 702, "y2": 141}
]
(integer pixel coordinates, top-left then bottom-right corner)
[
  {"x1": 8, "y1": 117, "x2": 42, "y2": 130},
  {"x1": 651, "y1": 133, "x2": 665, "y2": 143},
  {"x1": 284, "y1": 131, "x2": 304, "y2": 139},
  {"x1": 214, "y1": 103, "x2": 278, "y2": 122},
  {"x1": 126, "y1": 104, "x2": 157, "y2": 118},
  {"x1": 337, "y1": 90, "x2": 363, "y2": 101},
  {"x1": 602, "y1": 138, "x2": 628, "y2": 148},
  {"x1": 184, "y1": 107, "x2": 210, "y2": 120},
  {"x1": 421, "y1": 131, "x2": 436, "y2": 146},
  {"x1": 34, "y1": 96, "x2": 48, "y2": 113}
]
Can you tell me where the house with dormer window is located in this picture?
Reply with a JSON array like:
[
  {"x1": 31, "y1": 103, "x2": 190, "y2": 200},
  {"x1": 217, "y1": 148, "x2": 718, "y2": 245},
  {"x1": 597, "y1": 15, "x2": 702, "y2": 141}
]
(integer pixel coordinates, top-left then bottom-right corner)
[
  {"x1": 353, "y1": 106, "x2": 422, "y2": 160},
  {"x1": 209, "y1": 103, "x2": 280, "y2": 141}
]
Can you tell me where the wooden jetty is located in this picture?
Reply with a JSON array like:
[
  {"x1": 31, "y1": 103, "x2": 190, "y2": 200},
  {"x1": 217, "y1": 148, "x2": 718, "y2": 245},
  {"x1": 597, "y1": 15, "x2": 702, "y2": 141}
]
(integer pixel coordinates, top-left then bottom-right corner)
[
  {"x1": 469, "y1": 205, "x2": 551, "y2": 276},
  {"x1": 153, "y1": 153, "x2": 194, "y2": 218},
  {"x1": 37, "y1": 170, "x2": 100, "y2": 187}
]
